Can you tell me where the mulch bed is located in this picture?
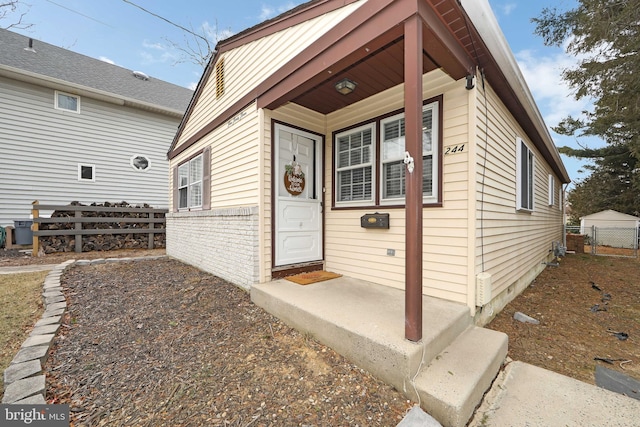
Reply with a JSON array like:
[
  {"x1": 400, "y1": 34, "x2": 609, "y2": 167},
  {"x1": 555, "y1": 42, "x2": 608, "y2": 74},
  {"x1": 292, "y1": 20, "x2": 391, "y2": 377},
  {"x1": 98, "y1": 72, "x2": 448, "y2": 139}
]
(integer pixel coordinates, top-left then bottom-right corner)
[{"x1": 45, "y1": 258, "x2": 412, "y2": 426}]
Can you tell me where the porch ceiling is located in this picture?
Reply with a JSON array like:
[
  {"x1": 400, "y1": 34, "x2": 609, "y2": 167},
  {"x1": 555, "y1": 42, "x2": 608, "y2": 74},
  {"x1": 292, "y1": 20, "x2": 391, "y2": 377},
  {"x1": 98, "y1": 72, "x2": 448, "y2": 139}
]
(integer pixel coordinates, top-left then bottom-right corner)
[
  {"x1": 291, "y1": 38, "x2": 438, "y2": 115},
  {"x1": 277, "y1": 0, "x2": 482, "y2": 115}
]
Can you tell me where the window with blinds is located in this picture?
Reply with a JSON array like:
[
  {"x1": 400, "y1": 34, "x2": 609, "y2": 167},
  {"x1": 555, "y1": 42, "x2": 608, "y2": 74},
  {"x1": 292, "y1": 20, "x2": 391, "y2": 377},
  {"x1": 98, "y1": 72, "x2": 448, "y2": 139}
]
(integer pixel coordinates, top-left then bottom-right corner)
[
  {"x1": 178, "y1": 154, "x2": 203, "y2": 209},
  {"x1": 335, "y1": 124, "x2": 375, "y2": 205},
  {"x1": 380, "y1": 103, "x2": 436, "y2": 203},
  {"x1": 332, "y1": 99, "x2": 440, "y2": 207}
]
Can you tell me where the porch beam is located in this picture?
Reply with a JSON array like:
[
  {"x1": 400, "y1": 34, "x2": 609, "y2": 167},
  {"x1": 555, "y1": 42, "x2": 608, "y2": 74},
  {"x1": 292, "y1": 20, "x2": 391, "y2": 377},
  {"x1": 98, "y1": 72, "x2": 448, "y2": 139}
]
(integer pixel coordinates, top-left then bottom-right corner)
[
  {"x1": 404, "y1": 14, "x2": 423, "y2": 342},
  {"x1": 418, "y1": 0, "x2": 475, "y2": 80}
]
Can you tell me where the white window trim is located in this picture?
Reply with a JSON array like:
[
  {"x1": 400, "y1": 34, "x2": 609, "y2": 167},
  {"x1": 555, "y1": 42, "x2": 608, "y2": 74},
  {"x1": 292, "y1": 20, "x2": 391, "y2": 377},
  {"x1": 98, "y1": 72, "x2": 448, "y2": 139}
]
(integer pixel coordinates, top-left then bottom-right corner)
[
  {"x1": 558, "y1": 184, "x2": 563, "y2": 211},
  {"x1": 379, "y1": 102, "x2": 439, "y2": 206},
  {"x1": 55, "y1": 90, "x2": 80, "y2": 113},
  {"x1": 334, "y1": 123, "x2": 376, "y2": 207},
  {"x1": 516, "y1": 137, "x2": 535, "y2": 212},
  {"x1": 548, "y1": 174, "x2": 555, "y2": 206},
  {"x1": 178, "y1": 154, "x2": 203, "y2": 210},
  {"x1": 78, "y1": 163, "x2": 95, "y2": 182}
]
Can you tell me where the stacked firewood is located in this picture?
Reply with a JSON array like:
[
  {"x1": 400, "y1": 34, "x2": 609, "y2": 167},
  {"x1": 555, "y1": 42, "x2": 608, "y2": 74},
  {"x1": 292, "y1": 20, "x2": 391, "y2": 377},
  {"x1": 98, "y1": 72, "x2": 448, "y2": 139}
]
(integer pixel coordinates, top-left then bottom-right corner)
[{"x1": 39, "y1": 201, "x2": 166, "y2": 253}]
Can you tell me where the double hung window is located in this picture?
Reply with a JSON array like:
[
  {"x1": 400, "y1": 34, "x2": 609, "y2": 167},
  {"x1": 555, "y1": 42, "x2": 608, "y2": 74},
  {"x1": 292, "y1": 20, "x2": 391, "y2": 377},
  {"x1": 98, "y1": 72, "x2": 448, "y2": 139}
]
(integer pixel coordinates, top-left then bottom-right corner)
[
  {"x1": 334, "y1": 100, "x2": 439, "y2": 207},
  {"x1": 380, "y1": 104, "x2": 437, "y2": 203},
  {"x1": 516, "y1": 138, "x2": 535, "y2": 211},
  {"x1": 335, "y1": 124, "x2": 375, "y2": 205},
  {"x1": 178, "y1": 154, "x2": 203, "y2": 209},
  {"x1": 548, "y1": 174, "x2": 556, "y2": 206}
]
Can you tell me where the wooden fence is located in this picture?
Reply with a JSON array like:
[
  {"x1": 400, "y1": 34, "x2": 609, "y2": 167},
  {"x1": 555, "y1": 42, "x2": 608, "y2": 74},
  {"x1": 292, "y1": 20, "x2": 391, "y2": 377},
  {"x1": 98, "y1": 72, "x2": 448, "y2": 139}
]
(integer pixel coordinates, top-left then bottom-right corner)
[{"x1": 31, "y1": 201, "x2": 167, "y2": 255}]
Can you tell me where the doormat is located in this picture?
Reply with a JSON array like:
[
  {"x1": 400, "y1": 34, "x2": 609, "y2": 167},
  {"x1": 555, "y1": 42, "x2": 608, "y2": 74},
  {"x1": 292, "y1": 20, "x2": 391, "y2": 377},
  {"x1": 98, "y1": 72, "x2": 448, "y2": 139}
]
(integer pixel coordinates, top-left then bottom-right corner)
[{"x1": 285, "y1": 271, "x2": 342, "y2": 285}]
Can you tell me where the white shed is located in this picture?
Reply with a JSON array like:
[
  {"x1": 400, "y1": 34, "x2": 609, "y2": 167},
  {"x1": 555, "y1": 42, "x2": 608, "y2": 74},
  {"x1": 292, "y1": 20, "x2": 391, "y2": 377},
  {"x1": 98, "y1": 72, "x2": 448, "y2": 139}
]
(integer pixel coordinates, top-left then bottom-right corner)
[{"x1": 581, "y1": 210, "x2": 640, "y2": 248}]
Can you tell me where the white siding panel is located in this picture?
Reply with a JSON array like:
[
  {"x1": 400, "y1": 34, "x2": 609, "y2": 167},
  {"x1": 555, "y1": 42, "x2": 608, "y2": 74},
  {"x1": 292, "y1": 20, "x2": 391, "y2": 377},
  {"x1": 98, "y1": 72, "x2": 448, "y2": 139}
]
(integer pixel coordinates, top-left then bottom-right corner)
[{"x1": 0, "y1": 77, "x2": 177, "y2": 226}]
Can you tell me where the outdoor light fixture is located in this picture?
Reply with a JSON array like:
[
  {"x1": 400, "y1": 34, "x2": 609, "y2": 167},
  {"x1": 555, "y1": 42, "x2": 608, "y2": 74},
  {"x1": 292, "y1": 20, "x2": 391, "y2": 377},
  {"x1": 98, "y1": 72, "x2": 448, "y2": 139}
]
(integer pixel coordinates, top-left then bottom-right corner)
[
  {"x1": 465, "y1": 74, "x2": 475, "y2": 90},
  {"x1": 335, "y1": 78, "x2": 357, "y2": 95}
]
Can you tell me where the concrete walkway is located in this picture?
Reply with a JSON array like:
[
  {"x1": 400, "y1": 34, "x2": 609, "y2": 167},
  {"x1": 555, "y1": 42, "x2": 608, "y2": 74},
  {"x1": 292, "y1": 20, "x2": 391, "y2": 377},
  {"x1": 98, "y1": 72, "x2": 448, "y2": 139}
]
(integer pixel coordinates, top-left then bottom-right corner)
[
  {"x1": 252, "y1": 276, "x2": 507, "y2": 427},
  {"x1": 469, "y1": 361, "x2": 640, "y2": 426},
  {"x1": 0, "y1": 264, "x2": 59, "y2": 274},
  {"x1": 253, "y1": 276, "x2": 640, "y2": 427}
]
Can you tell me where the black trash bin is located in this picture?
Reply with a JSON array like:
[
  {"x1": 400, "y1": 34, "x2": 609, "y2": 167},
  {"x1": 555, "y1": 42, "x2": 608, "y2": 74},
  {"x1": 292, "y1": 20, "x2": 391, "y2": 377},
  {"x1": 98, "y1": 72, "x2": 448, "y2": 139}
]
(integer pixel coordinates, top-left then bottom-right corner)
[{"x1": 13, "y1": 220, "x2": 33, "y2": 245}]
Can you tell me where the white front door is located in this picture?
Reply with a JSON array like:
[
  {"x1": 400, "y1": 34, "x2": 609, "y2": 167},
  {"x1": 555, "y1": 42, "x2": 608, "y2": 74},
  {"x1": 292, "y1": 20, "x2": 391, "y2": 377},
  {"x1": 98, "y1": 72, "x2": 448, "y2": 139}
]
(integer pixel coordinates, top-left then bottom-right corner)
[{"x1": 275, "y1": 124, "x2": 323, "y2": 266}]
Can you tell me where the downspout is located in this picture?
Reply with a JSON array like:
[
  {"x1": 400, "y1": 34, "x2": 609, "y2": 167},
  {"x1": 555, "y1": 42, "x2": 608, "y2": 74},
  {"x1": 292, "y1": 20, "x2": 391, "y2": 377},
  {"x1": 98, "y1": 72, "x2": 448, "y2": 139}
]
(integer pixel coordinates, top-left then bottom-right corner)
[
  {"x1": 562, "y1": 183, "x2": 569, "y2": 248},
  {"x1": 404, "y1": 15, "x2": 423, "y2": 342}
]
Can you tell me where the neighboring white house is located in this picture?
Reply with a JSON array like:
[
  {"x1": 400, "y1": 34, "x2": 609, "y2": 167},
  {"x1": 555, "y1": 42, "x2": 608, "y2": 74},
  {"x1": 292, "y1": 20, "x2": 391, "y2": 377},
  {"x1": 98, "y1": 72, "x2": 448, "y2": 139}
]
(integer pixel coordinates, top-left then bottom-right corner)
[
  {"x1": 581, "y1": 210, "x2": 640, "y2": 248},
  {"x1": 165, "y1": 0, "x2": 570, "y2": 325},
  {"x1": 0, "y1": 28, "x2": 193, "y2": 227}
]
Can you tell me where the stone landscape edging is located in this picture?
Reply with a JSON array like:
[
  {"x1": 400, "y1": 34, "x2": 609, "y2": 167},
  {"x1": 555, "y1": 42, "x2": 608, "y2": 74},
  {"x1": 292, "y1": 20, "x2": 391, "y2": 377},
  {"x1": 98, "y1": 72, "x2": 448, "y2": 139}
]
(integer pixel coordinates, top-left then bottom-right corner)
[{"x1": 1, "y1": 255, "x2": 167, "y2": 404}]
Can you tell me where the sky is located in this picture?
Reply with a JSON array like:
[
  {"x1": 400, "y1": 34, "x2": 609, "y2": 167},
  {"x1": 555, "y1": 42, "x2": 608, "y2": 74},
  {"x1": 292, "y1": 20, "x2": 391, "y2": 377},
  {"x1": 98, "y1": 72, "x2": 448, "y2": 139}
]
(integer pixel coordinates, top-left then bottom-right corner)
[{"x1": 4, "y1": 0, "x2": 603, "y2": 186}]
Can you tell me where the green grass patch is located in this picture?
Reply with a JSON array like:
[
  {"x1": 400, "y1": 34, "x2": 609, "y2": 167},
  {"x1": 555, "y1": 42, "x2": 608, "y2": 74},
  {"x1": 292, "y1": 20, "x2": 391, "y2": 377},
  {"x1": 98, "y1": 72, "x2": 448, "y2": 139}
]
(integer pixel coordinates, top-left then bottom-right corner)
[{"x1": 0, "y1": 272, "x2": 47, "y2": 392}]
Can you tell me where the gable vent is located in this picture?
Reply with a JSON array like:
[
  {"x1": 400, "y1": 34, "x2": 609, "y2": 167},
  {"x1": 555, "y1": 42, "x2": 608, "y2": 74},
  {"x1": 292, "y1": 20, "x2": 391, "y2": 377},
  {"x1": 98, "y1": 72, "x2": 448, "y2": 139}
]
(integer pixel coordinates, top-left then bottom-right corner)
[{"x1": 215, "y1": 58, "x2": 225, "y2": 99}]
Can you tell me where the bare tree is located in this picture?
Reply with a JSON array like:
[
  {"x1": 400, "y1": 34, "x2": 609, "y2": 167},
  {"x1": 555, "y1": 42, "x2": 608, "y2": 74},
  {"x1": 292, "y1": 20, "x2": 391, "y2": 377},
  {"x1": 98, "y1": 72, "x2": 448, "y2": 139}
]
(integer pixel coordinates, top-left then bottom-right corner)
[
  {"x1": 1, "y1": 0, "x2": 32, "y2": 30},
  {"x1": 122, "y1": 0, "x2": 228, "y2": 68}
]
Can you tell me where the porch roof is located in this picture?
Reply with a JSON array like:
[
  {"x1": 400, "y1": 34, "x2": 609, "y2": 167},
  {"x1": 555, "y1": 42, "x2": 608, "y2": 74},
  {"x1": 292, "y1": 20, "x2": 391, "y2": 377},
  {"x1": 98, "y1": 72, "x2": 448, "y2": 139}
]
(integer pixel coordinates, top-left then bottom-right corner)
[{"x1": 168, "y1": 0, "x2": 569, "y2": 184}]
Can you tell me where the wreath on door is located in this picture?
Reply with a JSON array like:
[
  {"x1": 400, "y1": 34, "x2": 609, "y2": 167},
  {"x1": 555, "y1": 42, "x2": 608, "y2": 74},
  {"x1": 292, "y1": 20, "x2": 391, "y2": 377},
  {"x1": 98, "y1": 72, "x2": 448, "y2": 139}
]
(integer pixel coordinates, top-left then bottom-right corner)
[{"x1": 284, "y1": 160, "x2": 305, "y2": 196}]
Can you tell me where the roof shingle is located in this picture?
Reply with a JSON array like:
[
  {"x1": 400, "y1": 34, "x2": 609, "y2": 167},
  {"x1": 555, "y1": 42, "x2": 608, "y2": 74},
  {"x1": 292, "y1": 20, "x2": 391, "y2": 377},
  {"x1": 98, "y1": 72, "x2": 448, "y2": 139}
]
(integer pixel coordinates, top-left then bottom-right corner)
[{"x1": 0, "y1": 28, "x2": 193, "y2": 114}]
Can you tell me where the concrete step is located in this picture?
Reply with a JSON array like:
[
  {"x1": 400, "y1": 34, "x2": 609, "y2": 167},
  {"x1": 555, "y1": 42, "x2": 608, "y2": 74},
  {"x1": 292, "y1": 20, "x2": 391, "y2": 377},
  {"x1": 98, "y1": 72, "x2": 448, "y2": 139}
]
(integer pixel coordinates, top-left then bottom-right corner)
[
  {"x1": 251, "y1": 276, "x2": 471, "y2": 398},
  {"x1": 414, "y1": 326, "x2": 508, "y2": 427}
]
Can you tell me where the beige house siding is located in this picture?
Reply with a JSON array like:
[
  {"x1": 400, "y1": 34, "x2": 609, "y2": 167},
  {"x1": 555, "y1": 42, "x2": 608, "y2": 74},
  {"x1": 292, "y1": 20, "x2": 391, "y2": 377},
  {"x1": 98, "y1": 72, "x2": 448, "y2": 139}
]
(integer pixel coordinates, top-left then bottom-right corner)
[
  {"x1": 473, "y1": 83, "x2": 562, "y2": 308},
  {"x1": 169, "y1": 103, "x2": 261, "y2": 210},
  {"x1": 168, "y1": 72, "x2": 563, "y2": 314},
  {"x1": 167, "y1": 103, "x2": 262, "y2": 286},
  {"x1": 178, "y1": 1, "x2": 365, "y2": 143},
  {"x1": 321, "y1": 70, "x2": 471, "y2": 304}
]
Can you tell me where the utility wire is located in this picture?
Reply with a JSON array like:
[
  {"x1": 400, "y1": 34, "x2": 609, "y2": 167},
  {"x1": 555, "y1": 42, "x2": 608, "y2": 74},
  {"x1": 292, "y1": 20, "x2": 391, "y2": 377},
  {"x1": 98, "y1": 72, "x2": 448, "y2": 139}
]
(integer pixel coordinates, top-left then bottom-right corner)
[
  {"x1": 121, "y1": 0, "x2": 208, "y2": 43},
  {"x1": 45, "y1": 0, "x2": 113, "y2": 27}
]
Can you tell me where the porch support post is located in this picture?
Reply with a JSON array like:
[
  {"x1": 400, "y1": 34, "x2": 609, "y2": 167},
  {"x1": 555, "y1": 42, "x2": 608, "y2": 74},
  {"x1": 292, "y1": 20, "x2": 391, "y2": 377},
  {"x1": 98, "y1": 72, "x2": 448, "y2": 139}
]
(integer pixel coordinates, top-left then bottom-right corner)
[{"x1": 404, "y1": 14, "x2": 423, "y2": 342}]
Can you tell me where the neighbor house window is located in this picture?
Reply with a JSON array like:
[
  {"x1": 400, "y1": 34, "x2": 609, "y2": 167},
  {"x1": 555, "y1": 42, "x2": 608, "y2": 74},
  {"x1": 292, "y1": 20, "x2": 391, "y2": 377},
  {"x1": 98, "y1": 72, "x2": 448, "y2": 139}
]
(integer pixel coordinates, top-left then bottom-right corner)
[
  {"x1": 548, "y1": 174, "x2": 555, "y2": 206},
  {"x1": 516, "y1": 137, "x2": 534, "y2": 211},
  {"x1": 335, "y1": 124, "x2": 375, "y2": 205},
  {"x1": 178, "y1": 154, "x2": 203, "y2": 209},
  {"x1": 130, "y1": 154, "x2": 151, "y2": 171},
  {"x1": 55, "y1": 91, "x2": 80, "y2": 112},
  {"x1": 78, "y1": 164, "x2": 95, "y2": 181},
  {"x1": 380, "y1": 103, "x2": 438, "y2": 203}
]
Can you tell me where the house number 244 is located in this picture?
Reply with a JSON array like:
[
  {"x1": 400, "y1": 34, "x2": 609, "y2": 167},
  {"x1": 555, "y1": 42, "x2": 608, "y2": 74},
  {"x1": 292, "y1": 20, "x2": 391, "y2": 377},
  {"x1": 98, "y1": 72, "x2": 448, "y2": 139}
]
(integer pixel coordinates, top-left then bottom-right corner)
[{"x1": 444, "y1": 144, "x2": 466, "y2": 155}]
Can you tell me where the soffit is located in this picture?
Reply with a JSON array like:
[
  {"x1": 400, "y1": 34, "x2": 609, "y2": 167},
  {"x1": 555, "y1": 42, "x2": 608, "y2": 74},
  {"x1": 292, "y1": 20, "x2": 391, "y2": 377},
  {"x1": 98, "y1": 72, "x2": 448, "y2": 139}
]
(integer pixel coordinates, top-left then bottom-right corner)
[{"x1": 268, "y1": 0, "x2": 478, "y2": 115}]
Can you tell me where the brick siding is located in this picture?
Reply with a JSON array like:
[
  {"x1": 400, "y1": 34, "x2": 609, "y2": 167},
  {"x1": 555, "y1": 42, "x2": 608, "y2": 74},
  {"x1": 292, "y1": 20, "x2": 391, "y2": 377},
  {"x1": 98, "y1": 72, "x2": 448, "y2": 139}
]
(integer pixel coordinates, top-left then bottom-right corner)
[{"x1": 166, "y1": 207, "x2": 259, "y2": 289}]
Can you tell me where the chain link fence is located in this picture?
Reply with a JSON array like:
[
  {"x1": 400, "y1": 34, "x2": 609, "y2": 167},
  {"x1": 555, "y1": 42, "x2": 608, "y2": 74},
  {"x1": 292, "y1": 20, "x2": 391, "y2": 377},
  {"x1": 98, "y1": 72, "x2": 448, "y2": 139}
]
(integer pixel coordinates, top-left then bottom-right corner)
[{"x1": 565, "y1": 225, "x2": 639, "y2": 258}]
